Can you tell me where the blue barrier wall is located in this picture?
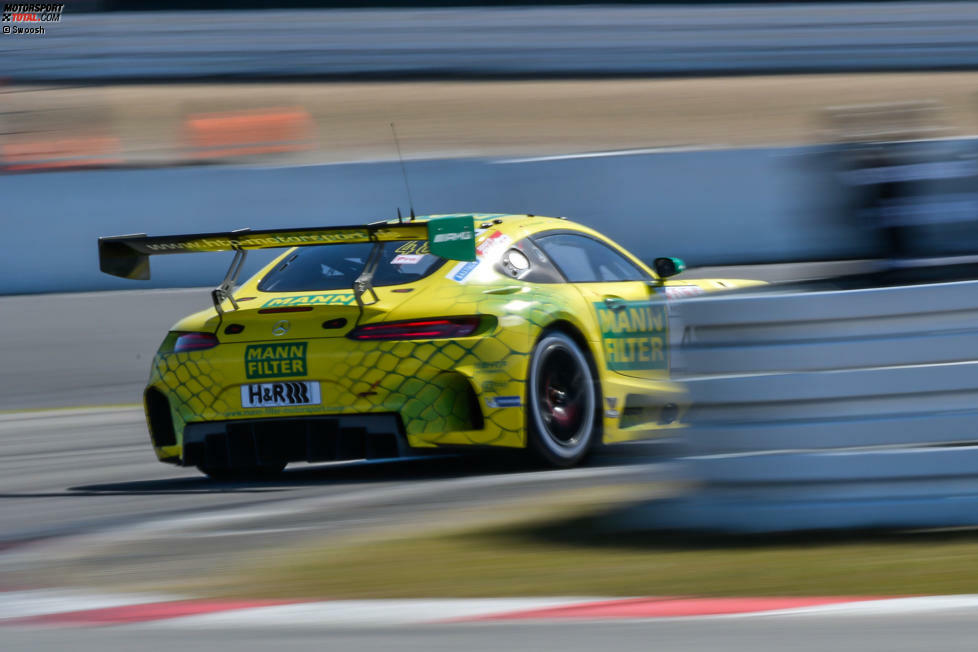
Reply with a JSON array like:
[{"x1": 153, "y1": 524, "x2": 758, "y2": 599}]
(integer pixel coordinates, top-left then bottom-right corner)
[{"x1": 2, "y1": 145, "x2": 868, "y2": 294}]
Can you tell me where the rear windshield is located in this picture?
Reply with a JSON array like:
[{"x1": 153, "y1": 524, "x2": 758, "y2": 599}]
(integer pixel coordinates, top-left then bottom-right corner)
[{"x1": 257, "y1": 241, "x2": 445, "y2": 292}]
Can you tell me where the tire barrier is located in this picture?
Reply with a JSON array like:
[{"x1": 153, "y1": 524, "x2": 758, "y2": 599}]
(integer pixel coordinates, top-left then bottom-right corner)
[
  {"x1": 0, "y1": 104, "x2": 318, "y2": 172},
  {"x1": 1, "y1": 135, "x2": 122, "y2": 172},
  {"x1": 184, "y1": 107, "x2": 315, "y2": 161},
  {"x1": 631, "y1": 279, "x2": 978, "y2": 533}
]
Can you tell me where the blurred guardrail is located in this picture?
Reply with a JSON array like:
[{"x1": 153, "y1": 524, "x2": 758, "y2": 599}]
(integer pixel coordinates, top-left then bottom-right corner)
[
  {"x1": 5, "y1": 3, "x2": 978, "y2": 81},
  {"x1": 630, "y1": 280, "x2": 978, "y2": 533}
]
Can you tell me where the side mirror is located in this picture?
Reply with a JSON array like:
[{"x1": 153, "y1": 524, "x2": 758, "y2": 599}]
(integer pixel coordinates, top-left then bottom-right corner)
[{"x1": 653, "y1": 257, "x2": 686, "y2": 279}]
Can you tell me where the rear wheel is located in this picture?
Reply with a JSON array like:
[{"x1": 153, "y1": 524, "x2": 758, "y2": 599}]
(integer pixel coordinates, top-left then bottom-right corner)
[
  {"x1": 197, "y1": 463, "x2": 286, "y2": 481},
  {"x1": 526, "y1": 331, "x2": 599, "y2": 467}
]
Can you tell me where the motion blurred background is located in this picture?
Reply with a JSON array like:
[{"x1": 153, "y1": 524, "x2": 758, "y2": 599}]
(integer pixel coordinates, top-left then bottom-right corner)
[
  {"x1": 5, "y1": 2, "x2": 978, "y2": 649},
  {"x1": 5, "y1": 1, "x2": 978, "y2": 293}
]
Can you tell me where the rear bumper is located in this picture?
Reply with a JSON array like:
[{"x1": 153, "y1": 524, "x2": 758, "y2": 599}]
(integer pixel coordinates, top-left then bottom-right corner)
[
  {"x1": 145, "y1": 331, "x2": 531, "y2": 459},
  {"x1": 181, "y1": 413, "x2": 405, "y2": 470}
]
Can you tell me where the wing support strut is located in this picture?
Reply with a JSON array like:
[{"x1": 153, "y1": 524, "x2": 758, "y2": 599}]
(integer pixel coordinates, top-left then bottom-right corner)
[
  {"x1": 352, "y1": 235, "x2": 384, "y2": 323},
  {"x1": 212, "y1": 245, "x2": 247, "y2": 316}
]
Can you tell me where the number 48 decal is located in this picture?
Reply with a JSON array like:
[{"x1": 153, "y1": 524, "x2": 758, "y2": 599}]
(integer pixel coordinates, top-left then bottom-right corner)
[{"x1": 394, "y1": 241, "x2": 430, "y2": 255}]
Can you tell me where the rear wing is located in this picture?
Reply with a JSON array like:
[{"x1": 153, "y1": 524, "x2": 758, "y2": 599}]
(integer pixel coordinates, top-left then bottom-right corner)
[{"x1": 98, "y1": 215, "x2": 477, "y2": 281}]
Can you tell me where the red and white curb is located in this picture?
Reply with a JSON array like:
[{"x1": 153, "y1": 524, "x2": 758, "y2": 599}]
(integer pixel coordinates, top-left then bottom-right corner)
[{"x1": 3, "y1": 591, "x2": 978, "y2": 627}]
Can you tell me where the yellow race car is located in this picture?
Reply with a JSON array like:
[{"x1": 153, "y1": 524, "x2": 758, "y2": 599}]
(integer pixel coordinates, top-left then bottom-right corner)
[{"x1": 99, "y1": 213, "x2": 755, "y2": 478}]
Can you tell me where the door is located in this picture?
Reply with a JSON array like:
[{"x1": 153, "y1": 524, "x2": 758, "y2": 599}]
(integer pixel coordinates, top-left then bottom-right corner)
[{"x1": 533, "y1": 232, "x2": 669, "y2": 380}]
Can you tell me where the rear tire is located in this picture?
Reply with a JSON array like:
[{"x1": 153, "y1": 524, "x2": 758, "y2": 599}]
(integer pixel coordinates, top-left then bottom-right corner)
[
  {"x1": 526, "y1": 331, "x2": 599, "y2": 467},
  {"x1": 197, "y1": 463, "x2": 286, "y2": 481}
]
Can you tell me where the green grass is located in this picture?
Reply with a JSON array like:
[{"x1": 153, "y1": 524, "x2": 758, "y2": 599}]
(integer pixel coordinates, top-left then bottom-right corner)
[{"x1": 210, "y1": 506, "x2": 978, "y2": 599}]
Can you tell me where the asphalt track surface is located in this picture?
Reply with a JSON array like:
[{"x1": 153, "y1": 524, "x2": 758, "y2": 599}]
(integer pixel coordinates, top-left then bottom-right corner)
[
  {"x1": 0, "y1": 400, "x2": 688, "y2": 632},
  {"x1": 0, "y1": 287, "x2": 669, "y2": 606},
  {"x1": 5, "y1": 615, "x2": 978, "y2": 652},
  {"x1": 0, "y1": 262, "x2": 854, "y2": 549},
  {"x1": 1, "y1": 268, "x2": 965, "y2": 651}
]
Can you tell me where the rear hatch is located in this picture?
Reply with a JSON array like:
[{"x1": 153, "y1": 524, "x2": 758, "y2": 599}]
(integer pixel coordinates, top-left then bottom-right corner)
[{"x1": 219, "y1": 239, "x2": 444, "y2": 343}]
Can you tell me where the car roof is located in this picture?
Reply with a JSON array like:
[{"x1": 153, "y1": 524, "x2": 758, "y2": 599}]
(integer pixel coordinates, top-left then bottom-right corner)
[
  {"x1": 382, "y1": 213, "x2": 600, "y2": 240},
  {"x1": 372, "y1": 213, "x2": 655, "y2": 279}
]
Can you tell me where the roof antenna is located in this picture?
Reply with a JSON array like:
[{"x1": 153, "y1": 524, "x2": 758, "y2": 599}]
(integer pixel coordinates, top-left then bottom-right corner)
[
  {"x1": 397, "y1": 207, "x2": 403, "y2": 224},
  {"x1": 390, "y1": 122, "x2": 416, "y2": 221}
]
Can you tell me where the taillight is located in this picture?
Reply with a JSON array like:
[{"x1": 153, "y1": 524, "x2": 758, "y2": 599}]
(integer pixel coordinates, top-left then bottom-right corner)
[
  {"x1": 347, "y1": 316, "x2": 482, "y2": 341},
  {"x1": 173, "y1": 332, "x2": 219, "y2": 352}
]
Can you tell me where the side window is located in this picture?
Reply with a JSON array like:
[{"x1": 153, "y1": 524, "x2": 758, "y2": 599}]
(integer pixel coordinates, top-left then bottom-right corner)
[{"x1": 534, "y1": 233, "x2": 650, "y2": 283}]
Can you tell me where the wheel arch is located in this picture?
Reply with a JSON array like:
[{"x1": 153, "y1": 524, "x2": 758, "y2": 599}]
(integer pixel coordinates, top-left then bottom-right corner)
[
  {"x1": 538, "y1": 319, "x2": 589, "y2": 355},
  {"x1": 536, "y1": 321, "x2": 601, "y2": 394}
]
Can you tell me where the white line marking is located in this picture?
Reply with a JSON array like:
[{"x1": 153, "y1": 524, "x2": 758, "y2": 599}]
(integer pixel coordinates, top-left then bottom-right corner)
[
  {"x1": 151, "y1": 598, "x2": 597, "y2": 628},
  {"x1": 0, "y1": 406, "x2": 142, "y2": 423},
  {"x1": 174, "y1": 525, "x2": 323, "y2": 538},
  {"x1": 753, "y1": 595, "x2": 978, "y2": 618},
  {"x1": 493, "y1": 146, "x2": 724, "y2": 164},
  {"x1": 6, "y1": 594, "x2": 978, "y2": 627},
  {"x1": 0, "y1": 286, "x2": 215, "y2": 302},
  {"x1": 0, "y1": 590, "x2": 178, "y2": 621},
  {"x1": 240, "y1": 151, "x2": 483, "y2": 171},
  {"x1": 140, "y1": 595, "x2": 978, "y2": 628}
]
